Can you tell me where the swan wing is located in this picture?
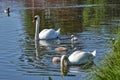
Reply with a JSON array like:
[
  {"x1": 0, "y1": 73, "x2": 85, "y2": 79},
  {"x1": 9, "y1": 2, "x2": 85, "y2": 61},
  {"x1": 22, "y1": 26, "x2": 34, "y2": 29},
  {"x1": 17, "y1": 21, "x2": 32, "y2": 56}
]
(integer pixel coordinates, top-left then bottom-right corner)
[
  {"x1": 68, "y1": 50, "x2": 94, "y2": 64},
  {"x1": 68, "y1": 51, "x2": 85, "y2": 64},
  {"x1": 39, "y1": 29, "x2": 58, "y2": 39}
]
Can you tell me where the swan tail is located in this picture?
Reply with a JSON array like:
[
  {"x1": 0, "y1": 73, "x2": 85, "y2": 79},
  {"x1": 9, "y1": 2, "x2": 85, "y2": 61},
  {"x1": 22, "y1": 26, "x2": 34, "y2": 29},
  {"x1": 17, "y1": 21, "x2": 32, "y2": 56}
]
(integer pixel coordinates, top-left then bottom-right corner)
[
  {"x1": 91, "y1": 50, "x2": 96, "y2": 57},
  {"x1": 56, "y1": 28, "x2": 60, "y2": 34}
]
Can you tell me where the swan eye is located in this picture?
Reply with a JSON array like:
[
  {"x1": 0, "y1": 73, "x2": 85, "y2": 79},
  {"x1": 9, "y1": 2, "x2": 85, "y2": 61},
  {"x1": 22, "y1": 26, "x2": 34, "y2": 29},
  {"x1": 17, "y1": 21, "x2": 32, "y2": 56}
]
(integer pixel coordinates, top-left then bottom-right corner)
[
  {"x1": 32, "y1": 17, "x2": 37, "y2": 22},
  {"x1": 34, "y1": 17, "x2": 37, "y2": 20}
]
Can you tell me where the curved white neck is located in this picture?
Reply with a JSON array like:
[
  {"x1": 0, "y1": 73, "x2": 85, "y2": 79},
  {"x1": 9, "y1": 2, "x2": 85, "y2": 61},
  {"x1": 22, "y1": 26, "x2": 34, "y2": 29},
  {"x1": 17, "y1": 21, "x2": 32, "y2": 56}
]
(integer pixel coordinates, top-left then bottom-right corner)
[
  {"x1": 35, "y1": 17, "x2": 40, "y2": 41},
  {"x1": 60, "y1": 55, "x2": 69, "y2": 75},
  {"x1": 60, "y1": 55, "x2": 69, "y2": 68}
]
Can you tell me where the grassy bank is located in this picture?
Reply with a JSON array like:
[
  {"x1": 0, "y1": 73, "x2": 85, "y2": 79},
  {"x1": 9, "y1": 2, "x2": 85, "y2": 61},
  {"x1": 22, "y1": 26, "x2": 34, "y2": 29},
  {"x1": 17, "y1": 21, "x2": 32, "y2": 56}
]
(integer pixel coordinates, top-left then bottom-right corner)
[{"x1": 92, "y1": 29, "x2": 120, "y2": 80}]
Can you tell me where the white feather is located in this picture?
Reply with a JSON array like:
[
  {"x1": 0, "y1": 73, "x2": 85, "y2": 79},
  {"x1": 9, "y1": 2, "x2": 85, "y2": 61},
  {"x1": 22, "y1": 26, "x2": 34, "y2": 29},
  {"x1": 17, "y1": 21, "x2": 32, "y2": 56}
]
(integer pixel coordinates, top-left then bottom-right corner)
[{"x1": 68, "y1": 50, "x2": 96, "y2": 64}]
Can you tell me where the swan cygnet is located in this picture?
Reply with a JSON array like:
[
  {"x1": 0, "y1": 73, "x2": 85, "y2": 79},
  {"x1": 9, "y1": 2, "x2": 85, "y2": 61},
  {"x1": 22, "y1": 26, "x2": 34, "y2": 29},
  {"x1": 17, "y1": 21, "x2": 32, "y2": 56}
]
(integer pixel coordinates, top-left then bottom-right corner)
[
  {"x1": 55, "y1": 46, "x2": 68, "y2": 54},
  {"x1": 52, "y1": 57, "x2": 61, "y2": 63},
  {"x1": 33, "y1": 15, "x2": 60, "y2": 40},
  {"x1": 53, "y1": 46, "x2": 68, "y2": 64},
  {"x1": 71, "y1": 35, "x2": 78, "y2": 42}
]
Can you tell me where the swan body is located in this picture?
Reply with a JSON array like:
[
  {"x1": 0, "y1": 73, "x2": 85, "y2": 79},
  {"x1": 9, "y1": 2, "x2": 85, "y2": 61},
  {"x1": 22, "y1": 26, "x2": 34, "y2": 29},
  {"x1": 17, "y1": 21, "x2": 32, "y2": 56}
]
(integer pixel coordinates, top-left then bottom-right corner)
[
  {"x1": 39, "y1": 28, "x2": 60, "y2": 39},
  {"x1": 61, "y1": 50, "x2": 96, "y2": 67},
  {"x1": 68, "y1": 50, "x2": 96, "y2": 64},
  {"x1": 34, "y1": 15, "x2": 60, "y2": 40}
]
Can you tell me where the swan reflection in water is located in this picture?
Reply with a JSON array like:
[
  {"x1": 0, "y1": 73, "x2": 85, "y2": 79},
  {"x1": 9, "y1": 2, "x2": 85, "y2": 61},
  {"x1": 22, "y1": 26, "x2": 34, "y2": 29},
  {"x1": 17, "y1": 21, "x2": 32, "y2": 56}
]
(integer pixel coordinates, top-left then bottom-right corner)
[
  {"x1": 35, "y1": 40, "x2": 39, "y2": 60},
  {"x1": 34, "y1": 39, "x2": 58, "y2": 59},
  {"x1": 39, "y1": 39, "x2": 61, "y2": 52}
]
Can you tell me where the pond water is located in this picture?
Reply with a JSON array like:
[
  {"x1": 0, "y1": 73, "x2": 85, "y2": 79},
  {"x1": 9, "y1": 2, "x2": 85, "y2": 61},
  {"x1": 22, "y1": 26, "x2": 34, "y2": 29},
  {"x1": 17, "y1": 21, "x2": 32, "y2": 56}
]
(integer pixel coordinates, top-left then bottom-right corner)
[{"x1": 0, "y1": 0, "x2": 120, "y2": 80}]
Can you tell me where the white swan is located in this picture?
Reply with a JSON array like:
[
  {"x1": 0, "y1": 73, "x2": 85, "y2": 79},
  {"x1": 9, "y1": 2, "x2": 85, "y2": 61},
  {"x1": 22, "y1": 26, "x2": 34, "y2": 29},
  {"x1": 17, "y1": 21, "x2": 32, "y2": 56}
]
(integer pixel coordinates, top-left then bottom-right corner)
[
  {"x1": 33, "y1": 15, "x2": 60, "y2": 40},
  {"x1": 60, "y1": 50, "x2": 96, "y2": 68}
]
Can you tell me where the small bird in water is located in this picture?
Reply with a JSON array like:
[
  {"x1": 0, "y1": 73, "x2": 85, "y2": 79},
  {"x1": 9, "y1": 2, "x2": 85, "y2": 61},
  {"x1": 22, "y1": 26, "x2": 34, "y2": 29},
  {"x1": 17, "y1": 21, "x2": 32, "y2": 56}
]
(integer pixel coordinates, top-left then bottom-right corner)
[
  {"x1": 4, "y1": 7, "x2": 10, "y2": 16},
  {"x1": 71, "y1": 35, "x2": 78, "y2": 41}
]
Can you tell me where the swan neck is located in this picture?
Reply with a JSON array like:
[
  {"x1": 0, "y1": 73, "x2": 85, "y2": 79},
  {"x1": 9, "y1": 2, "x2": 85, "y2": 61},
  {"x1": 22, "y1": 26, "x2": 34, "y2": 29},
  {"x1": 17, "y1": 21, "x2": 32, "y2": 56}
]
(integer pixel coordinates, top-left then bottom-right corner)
[
  {"x1": 61, "y1": 55, "x2": 69, "y2": 66},
  {"x1": 35, "y1": 39, "x2": 39, "y2": 48},
  {"x1": 35, "y1": 18, "x2": 40, "y2": 41},
  {"x1": 60, "y1": 55, "x2": 69, "y2": 75}
]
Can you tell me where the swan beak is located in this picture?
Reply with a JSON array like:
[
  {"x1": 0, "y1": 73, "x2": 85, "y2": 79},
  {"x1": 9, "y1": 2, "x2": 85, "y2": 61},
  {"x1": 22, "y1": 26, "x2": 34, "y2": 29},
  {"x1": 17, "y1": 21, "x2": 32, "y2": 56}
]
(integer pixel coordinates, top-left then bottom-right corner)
[{"x1": 32, "y1": 17, "x2": 37, "y2": 23}]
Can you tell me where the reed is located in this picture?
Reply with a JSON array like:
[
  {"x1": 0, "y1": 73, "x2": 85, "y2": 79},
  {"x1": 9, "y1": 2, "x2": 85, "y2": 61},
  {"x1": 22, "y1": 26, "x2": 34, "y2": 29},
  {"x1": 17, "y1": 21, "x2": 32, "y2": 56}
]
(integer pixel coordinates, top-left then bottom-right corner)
[{"x1": 91, "y1": 29, "x2": 120, "y2": 80}]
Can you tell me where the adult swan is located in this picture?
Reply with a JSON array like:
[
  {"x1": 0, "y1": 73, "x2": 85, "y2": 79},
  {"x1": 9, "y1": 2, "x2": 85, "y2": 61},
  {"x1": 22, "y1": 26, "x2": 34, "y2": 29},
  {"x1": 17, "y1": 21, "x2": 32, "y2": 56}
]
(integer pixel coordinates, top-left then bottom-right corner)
[
  {"x1": 33, "y1": 15, "x2": 60, "y2": 40},
  {"x1": 61, "y1": 50, "x2": 96, "y2": 68}
]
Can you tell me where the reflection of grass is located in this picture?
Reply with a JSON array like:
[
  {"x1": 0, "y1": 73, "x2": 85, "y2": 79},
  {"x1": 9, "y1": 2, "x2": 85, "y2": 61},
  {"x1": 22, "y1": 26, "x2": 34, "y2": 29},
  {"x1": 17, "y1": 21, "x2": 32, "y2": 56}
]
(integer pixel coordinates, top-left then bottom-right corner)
[
  {"x1": 92, "y1": 29, "x2": 120, "y2": 80},
  {"x1": 83, "y1": 0, "x2": 105, "y2": 27},
  {"x1": 48, "y1": 77, "x2": 53, "y2": 80},
  {"x1": 47, "y1": 76, "x2": 64, "y2": 80}
]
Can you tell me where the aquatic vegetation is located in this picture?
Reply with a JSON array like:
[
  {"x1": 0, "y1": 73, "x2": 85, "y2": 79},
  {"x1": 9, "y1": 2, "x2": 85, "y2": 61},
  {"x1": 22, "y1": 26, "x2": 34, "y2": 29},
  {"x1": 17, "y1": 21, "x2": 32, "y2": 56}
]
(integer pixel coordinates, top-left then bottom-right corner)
[{"x1": 91, "y1": 28, "x2": 120, "y2": 80}]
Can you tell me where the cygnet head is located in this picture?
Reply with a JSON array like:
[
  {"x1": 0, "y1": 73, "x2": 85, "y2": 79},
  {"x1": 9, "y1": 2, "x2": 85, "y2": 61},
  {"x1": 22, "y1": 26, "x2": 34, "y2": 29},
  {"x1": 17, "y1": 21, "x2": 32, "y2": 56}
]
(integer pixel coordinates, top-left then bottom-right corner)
[
  {"x1": 71, "y1": 35, "x2": 78, "y2": 41},
  {"x1": 52, "y1": 57, "x2": 61, "y2": 64},
  {"x1": 71, "y1": 35, "x2": 74, "y2": 38}
]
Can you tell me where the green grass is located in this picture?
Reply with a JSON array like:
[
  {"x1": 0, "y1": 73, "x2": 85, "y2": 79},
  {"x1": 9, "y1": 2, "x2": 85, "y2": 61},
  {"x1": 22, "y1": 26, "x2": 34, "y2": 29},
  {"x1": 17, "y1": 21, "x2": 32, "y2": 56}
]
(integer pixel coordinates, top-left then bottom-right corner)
[{"x1": 92, "y1": 34, "x2": 120, "y2": 80}]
